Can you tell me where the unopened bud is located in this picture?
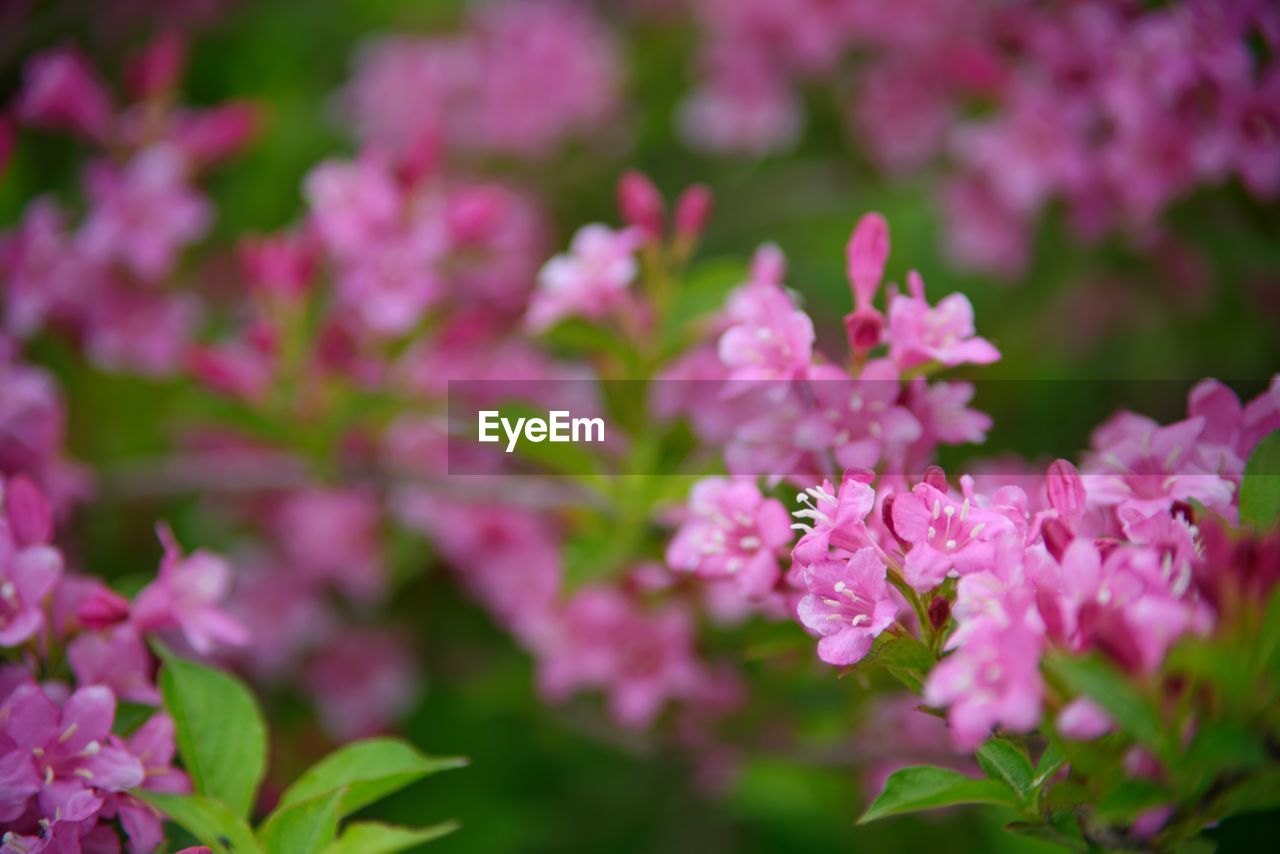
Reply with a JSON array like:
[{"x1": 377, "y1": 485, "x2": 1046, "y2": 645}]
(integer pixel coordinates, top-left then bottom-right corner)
[
  {"x1": 617, "y1": 171, "x2": 665, "y2": 241},
  {"x1": 674, "y1": 183, "x2": 712, "y2": 241}
]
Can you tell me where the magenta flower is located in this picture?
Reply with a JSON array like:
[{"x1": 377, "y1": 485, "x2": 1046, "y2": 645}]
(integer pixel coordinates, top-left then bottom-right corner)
[
  {"x1": 131, "y1": 524, "x2": 248, "y2": 655},
  {"x1": 924, "y1": 619, "x2": 1045, "y2": 749},
  {"x1": 0, "y1": 683, "x2": 144, "y2": 825},
  {"x1": 305, "y1": 631, "x2": 419, "y2": 739},
  {"x1": 666, "y1": 477, "x2": 792, "y2": 598},
  {"x1": 887, "y1": 271, "x2": 1001, "y2": 370},
  {"x1": 273, "y1": 489, "x2": 385, "y2": 603},
  {"x1": 526, "y1": 224, "x2": 642, "y2": 331},
  {"x1": 0, "y1": 477, "x2": 62, "y2": 648},
  {"x1": 78, "y1": 144, "x2": 212, "y2": 280},
  {"x1": 797, "y1": 550, "x2": 897, "y2": 666},
  {"x1": 890, "y1": 481, "x2": 1016, "y2": 592}
]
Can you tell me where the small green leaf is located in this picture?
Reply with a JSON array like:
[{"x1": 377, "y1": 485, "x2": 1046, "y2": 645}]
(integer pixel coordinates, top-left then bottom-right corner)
[
  {"x1": 135, "y1": 791, "x2": 261, "y2": 854},
  {"x1": 857, "y1": 635, "x2": 936, "y2": 693},
  {"x1": 858, "y1": 765, "x2": 1019, "y2": 823},
  {"x1": 1240, "y1": 429, "x2": 1280, "y2": 529},
  {"x1": 278, "y1": 738, "x2": 466, "y2": 819},
  {"x1": 1032, "y1": 742, "x2": 1067, "y2": 789},
  {"x1": 1005, "y1": 812, "x2": 1085, "y2": 850},
  {"x1": 322, "y1": 821, "x2": 460, "y2": 854},
  {"x1": 258, "y1": 789, "x2": 345, "y2": 854},
  {"x1": 159, "y1": 653, "x2": 267, "y2": 818},
  {"x1": 1045, "y1": 655, "x2": 1167, "y2": 759},
  {"x1": 976, "y1": 739, "x2": 1034, "y2": 801}
]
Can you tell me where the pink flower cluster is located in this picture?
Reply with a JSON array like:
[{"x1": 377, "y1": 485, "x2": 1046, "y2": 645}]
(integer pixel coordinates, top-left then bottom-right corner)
[
  {"x1": 0, "y1": 342, "x2": 84, "y2": 512},
  {"x1": 1, "y1": 39, "x2": 258, "y2": 375},
  {"x1": 0, "y1": 474, "x2": 245, "y2": 851},
  {"x1": 677, "y1": 0, "x2": 1280, "y2": 276},
  {"x1": 786, "y1": 374, "x2": 1279, "y2": 751},
  {"x1": 342, "y1": 0, "x2": 620, "y2": 159}
]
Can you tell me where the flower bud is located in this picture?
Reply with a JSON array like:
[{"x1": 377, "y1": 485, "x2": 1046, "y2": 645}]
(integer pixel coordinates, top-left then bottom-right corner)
[
  {"x1": 1046, "y1": 459, "x2": 1086, "y2": 521},
  {"x1": 846, "y1": 212, "x2": 889, "y2": 309},
  {"x1": 843, "y1": 307, "x2": 884, "y2": 356},
  {"x1": 674, "y1": 183, "x2": 712, "y2": 241},
  {"x1": 4, "y1": 475, "x2": 52, "y2": 547},
  {"x1": 882, "y1": 494, "x2": 910, "y2": 550},
  {"x1": 1041, "y1": 516, "x2": 1073, "y2": 563},
  {"x1": 928, "y1": 596, "x2": 950, "y2": 630},
  {"x1": 749, "y1": 243, "x2": 786, "y2": 285},
  {"x1": 922, "y1": 465, "x2": 948, "y2": 492},
  {"x1": 127, "y1": 32, "x2": 187, "y2": 101},
  {"x1": 617, "y1": 170, "x2": 665, "y2": 241},
  {"x1": 78, "y1": 586, "x2": 132, "y2": 630}
]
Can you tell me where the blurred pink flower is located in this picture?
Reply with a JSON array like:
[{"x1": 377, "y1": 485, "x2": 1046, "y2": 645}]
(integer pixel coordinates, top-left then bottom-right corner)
[
  {"x1": 15, "y1": 47, "x2": 113, "y2": 141},
  {"x1": 526, "y1": 224, "x2": 642, "y2": 331}
]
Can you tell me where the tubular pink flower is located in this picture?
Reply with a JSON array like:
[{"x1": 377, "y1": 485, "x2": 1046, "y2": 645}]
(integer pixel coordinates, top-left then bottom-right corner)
[{"x1": 797, "y1": 550, "x2": 897, "y2": 666}]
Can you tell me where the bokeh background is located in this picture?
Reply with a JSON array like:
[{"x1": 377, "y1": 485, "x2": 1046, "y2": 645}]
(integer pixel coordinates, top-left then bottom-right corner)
[{"x1": 3, "y1": 1, "x2": 1278, "y2": 851}]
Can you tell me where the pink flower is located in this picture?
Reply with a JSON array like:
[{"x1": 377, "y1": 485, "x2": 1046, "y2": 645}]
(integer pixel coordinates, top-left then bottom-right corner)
[
  {"x1": 0, "y1": 477, "x2": 62, "y2": 647},
  {"x1": 924, "y1": 619, "x2": 1044, "y2": 749},
  {"x1": 796, "y1": 550, "x2": 898, "y2": 666},
  {"x1": 335, "y1": 230, "x2": 444, "y2": 338},
  {"x1": 273, "y1": 489, "x2": 384, "y2": 603},
  {"x1": 15, "y1": 47, "x2": 113, "y2": 141},
  {"x1": 83, "y1": 288, "x2": 201, "y2": 377},
  {"x1": 99, "y1": 712, "x2": 190, "y2": 854},
  {"x1": 304, "y1": 631, "x2": 419, "y2": 739},
  {"x1": 0, "y1": 683, "x2": 145, "y2": 825},
  {"x1": 0, "y1": 198, "x2": 90, "y2": 340},
  {"x1": 843, "y1": 212, "x2": 889, "y2": 353},
  {"x1": 67, "y1": 624, "x2": 159, "y2": 705},
  {"x1": 666, "y1": 477, "x2": 792, "y2": 598},
  {"x1": 78, "y1": 145, "x2": 212, "y2": 280},
  {"x1": 303, "y1": 156, "x2": 402, "y2": 258},
  {"x1": 131, "y1": 524, "x2": 248, "y2": 655},
  {"x1": 526, "y1": 224, "x2": 642, "y2": 331},
  {"x1": 886, "y1": 271, "x2": 1000, "y2": 370},
  {"x1": 1057, "y1": 697, "x2": 1113, "y2": 740},
  {"x1": 890, "y1": 481, "x2": 1017, "y2": 592},
  {"x1": 1082, "y1": 412, "x2": 1235, "y2": 516},
  {"x1": 717, "y1": 280, "x2": 814, "y2": 384},
  {"x1": 791, "y1": 472, "x2": 878, "y2": 567}
]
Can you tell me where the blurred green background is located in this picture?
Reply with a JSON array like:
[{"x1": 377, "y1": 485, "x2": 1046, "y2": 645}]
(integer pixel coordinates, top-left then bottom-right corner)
[{"x1": 3, "y1": 1, "x2": 1278, "y2": 851}]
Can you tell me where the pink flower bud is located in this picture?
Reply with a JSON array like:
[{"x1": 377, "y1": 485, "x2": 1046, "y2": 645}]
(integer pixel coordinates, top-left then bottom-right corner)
[
  {"x1": 617, "y1": 170, "x2": 665, "y2": 240},
  {"x1": 4, "y1": 475, "x2": 52, "y2": 547},
  {"x1": 172, "y1": 101, "x2": 260, "y2": 164},
  {"x1": 78, "y1": 586, "x2": 132, "y2": 630},
  {"x1": 1046, "y1": 459, "x2": 1086, "y2": 521},
  {"x1": 1041, "y1": 516, "x2": 1073, "y2": 563},
  {"x1": 749, "y1": 242, "x2": 785, "y2": 285},
  {"x1": 674, "y1": 183, "x2": 712, "y2": 240},
  {"x1": 922, "y1": 465, "x2": 948, "y2": 492},
  {"x1": 843, "y1": 307, "x2": 884, "y2": 355},
  {"x1": 881, "y1": 494, "x2": 910, "y2": 550},
  {"x1": 846, "y1": 212, "x2": 889, "y2": 309},
  {"x1": 16, "y1": 47, "x2": 113, "y2": 141},
  {"x1": 127, "y1": 32, "x2": 187, "y2": 100},
  {"x1": 928, "y1": 596, "x2": 950, "y2": 630}
]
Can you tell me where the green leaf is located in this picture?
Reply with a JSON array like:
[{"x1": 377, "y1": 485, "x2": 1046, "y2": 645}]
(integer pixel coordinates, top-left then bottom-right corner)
[
  {"x1": 159, "y1": 653, "x2": 267, "y2": 819},
  {"x1": 322, "y1": 821, "x2": 460, "y2": 854},
  {"x1": 135, "y1": 791, "x2": 261, "y2": 854},
  {"x1": 976, "y1": 739, "x2": 1034, "y2": 801},
  {"x1": 1005, "y1": 812, "x2": 1085, "y2": 850},
  {"x1": 856, "y1": 635, "x2": 936, "y2": 693},
  {"x1": 1240, "y1": 429, "x2": 1280, "y2": 529},
  {"x1": 858, "y1": 765, "x2": 1019, "y2": 824},
  {"x1": 1045, "y1": 655, "x2": 1167, "y2": 759},
  {"x1": 1032, "y1": 742, "x2": 1067, "y2": 789},
  {"x1": 258, "y1": 789, "x2": 345, "y2": 854},
  {"x1": 278, "y1": 738, "x2": 467, "y2": 819}
]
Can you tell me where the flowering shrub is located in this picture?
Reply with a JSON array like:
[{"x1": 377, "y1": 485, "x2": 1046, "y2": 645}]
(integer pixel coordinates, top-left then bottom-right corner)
[{"x1": 2, "y1": 2, "x2": 1279, "y2": 851}]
